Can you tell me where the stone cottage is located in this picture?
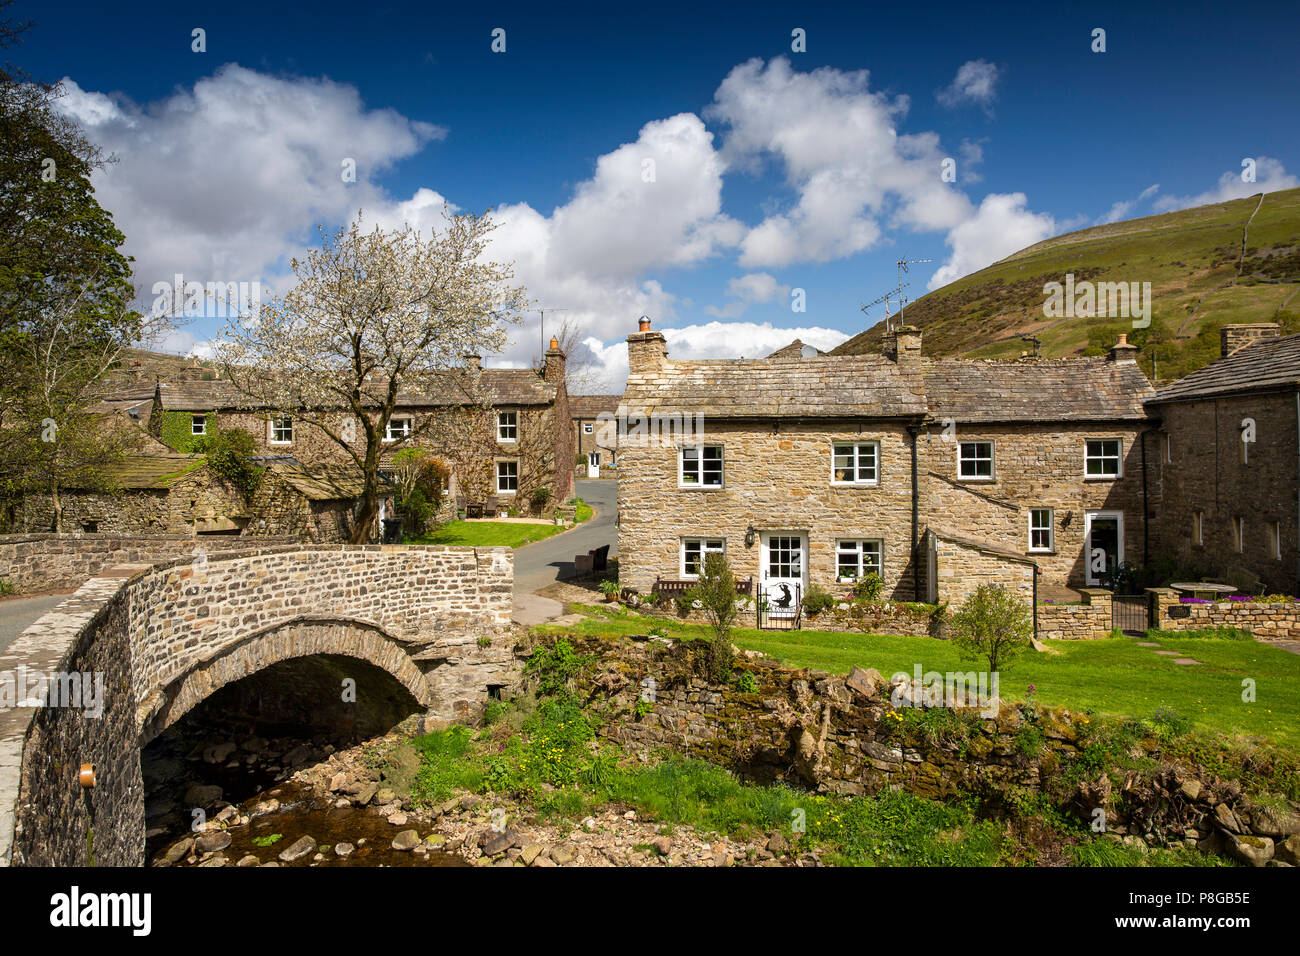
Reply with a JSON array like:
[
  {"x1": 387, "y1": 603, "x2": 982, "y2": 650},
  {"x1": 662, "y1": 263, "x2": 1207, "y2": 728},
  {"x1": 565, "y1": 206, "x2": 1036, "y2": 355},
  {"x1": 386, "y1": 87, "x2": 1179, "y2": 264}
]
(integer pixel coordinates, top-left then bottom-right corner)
[
  {"x1": 617, "y1": 318, "x2": 1157, "y2": 607},
  {"x1": 134, "y1": 342, "x2": 574, "y2": 514},
  {"x1": 1144, "y1": 322, "x2": 1300, "y2": 595},
  {"x1": 571, "y1": 393, "x2": 620, "y2": 478}
]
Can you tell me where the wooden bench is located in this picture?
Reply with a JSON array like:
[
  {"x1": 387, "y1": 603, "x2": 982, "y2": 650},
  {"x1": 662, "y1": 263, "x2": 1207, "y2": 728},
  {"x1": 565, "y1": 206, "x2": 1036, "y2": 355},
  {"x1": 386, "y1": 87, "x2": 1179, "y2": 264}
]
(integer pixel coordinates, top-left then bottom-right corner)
[{"x1": 652, "y1": 576, "x2": 753, "y2": 597}]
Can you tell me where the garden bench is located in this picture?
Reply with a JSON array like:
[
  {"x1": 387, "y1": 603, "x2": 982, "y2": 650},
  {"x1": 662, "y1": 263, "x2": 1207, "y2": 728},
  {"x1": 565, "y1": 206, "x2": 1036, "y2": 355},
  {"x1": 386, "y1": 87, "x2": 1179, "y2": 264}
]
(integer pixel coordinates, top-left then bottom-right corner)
[{"x1": 651, "y1": 576, "x2": 753, "y2": 597}]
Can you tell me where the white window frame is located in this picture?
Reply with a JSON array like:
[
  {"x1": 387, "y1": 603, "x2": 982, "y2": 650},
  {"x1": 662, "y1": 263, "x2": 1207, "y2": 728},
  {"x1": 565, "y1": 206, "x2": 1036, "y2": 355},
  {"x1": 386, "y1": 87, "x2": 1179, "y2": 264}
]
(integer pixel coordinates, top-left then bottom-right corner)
[
  {"x1": 1028, "y1": 507, "x2": 1054, "y2": 553},
  {"x1": 191, "y1": 414, "x2": 207, "y2": 436},
  {"x1": 681, "y1": 537, "x2": 725, "y2": 578},
  {"x1": 679, "y1": 444, "x2": 724, "y2": 489},
  {"x1": 498, "y1": 410, "x2": 518, "y2": 443},
  {"x1": 384, "y1": 417, "x2": 413, "y2": 442},
  {"x1": 835, "y1": 538, "x2": 883, "y2": 583},
  {"x1": 957, "y1": 441, "x2": 994, "y2": 481},
  {"x1": 1085, "y1": 438, "x2": 1123, "y2": 479},
  {"x1": 495, "y1": 459, "x2": 519, "y2": 494},
  {"x1": 270, "y1": 417, "x2": 293, "y2": 445},
  {"x1": 831, "y1": 441, "x2": 880, "y2": 486},
  {"x1": 582, "y1": 422, "x2": 594, "y2": 435}
]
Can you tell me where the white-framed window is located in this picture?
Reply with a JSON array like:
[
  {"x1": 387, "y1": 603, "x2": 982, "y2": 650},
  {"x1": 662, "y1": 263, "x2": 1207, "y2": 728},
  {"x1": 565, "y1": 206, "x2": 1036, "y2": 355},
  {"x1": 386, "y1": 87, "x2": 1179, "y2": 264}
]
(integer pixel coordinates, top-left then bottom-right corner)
[
  {"x1": 191, "y1": 414, "x2": 207, "y2": 436},
  {"x1": 1267, "y1": 521, "x2": 1282, "y2": 560},
  {"x1": 498, "y1": 410, "x2": 517, "y2": 442},
  {"x1": 957, "y1": 441, "x2": 993, "y2": 480},
  {"x1": 1029, "y1": 507, "x2": 1054, "y2": 552},
  {"x1": 832, "y1": 441, "x2": 879, "y2": 485},
  {"x1": 1233, "y1": 516, "x2": 1245, "y2": 553},
  {"x1": 583, "y1": 423, "x2": 594, "y2": 435},
  {"x1": 270, "y1": 417, "x2": 293, "y2": 444},
  {"x1": 1085, "y1": 439, "x2": 1122, "y2": 478},
  {"x1": 836, "y1": 539, "x2": 882, "y2": 583},
  {"x1": 1193, "y1": 511, "x2": 1204, "y2": 547},
  {"x1": 385, "y1": 417, "x2": 412, "y2": 442},
  {"x1": 496, "y1": 460, "x2": 518, "y2": 494},
  {"x1": 681, "y1": 537, "x2": 725, "y2": 578},
  {"x1": 679, "y1": 445, "x2": 723, "y2": 488}
]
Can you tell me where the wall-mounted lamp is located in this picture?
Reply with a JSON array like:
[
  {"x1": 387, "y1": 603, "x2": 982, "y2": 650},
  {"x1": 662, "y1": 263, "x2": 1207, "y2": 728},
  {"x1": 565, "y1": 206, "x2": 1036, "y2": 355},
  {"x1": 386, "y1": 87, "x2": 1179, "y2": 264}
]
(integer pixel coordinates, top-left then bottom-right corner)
[
  {"x1": 745, "y1": 524, "x2": 756, "y2": 547},
  {"x1": 1062, "y1": 511, "x2": 1073, "y2": 528}
]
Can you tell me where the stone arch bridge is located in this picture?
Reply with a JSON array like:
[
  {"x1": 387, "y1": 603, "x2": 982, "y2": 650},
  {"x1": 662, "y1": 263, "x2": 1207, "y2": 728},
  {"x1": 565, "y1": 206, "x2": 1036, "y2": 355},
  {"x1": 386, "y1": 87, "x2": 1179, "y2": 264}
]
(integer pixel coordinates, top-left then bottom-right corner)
[{"x1": 0, "y1": 543, "x2": 520, "y2": 867}]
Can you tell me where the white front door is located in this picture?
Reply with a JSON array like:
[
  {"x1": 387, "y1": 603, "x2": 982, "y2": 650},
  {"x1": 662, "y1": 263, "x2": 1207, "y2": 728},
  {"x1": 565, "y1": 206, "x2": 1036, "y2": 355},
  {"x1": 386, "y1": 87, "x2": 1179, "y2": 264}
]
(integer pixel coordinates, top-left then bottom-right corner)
[
  {"x1": 761, "y1": 532, "x2": 805, "y2": 617},
  {"x1": 587, "y1": 451, "x2": 601, "y2": 478},
  {"x1": 1084, "y1": 510, "x2": 1124, "y2": 586}
]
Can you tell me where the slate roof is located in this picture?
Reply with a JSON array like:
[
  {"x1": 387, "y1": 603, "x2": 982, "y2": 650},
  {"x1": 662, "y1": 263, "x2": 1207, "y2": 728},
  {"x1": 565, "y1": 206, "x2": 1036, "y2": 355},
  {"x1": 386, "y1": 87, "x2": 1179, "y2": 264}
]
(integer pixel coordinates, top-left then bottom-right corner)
[
  {"x1": 103, "y1": 368, "x2": 556, "y2": 412},
  {"x1": 621, "y1": 354, "x2": 929, "y2": 419},
  {"x1": 923, "y1": 357, "x2": 1154, "y2": 422},
  {"x1": 100, "y1": 455, "x2": 205, "y2": 490},
  {"x1": 766, "y1": 339, "x2": 825, "y2": 360},
  {"x1": 1147, "y1": 333, "x2": 1300, "y2": 404},
  {"x1": 266, "y1": 462, "x2": 374, "y2": 501},
  {"x1": 570, "y1": 394, "x2": 621, "y2": 419},
  {"x1": 622, "y1": 353, "x2": 1152, "y2": 422}
]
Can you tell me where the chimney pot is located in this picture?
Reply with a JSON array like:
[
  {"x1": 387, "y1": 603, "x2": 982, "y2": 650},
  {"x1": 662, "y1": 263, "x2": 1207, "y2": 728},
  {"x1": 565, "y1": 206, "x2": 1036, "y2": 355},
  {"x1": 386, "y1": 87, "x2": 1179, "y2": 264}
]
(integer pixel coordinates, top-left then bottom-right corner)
[
  {"x1": 638, "y1": 315, "x2": 651, "y2": 332},
  {"x1": 549, "y1": 336, "x2": 559, "y2": 351}
]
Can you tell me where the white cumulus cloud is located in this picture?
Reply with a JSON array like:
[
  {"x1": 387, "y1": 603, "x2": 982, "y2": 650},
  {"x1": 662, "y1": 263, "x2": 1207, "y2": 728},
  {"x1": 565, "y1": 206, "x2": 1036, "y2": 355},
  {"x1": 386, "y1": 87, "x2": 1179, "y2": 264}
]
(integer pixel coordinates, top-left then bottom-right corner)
[
  {"x1": 937, "y1": 59, "x2": 1002, "y2": 110},
  {"x1": 1154, "y1": 157, "x2": 1298, "y2": 212}
]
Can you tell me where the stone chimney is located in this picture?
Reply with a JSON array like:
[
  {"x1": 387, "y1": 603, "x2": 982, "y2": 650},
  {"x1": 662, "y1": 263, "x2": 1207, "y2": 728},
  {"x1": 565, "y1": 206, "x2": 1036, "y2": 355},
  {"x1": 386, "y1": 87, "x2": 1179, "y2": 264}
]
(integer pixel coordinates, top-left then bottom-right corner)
[
  {"x1": 1220, "y1": 322, "x2": 1280, "y2": 359},
  {"x1": 882, "y1": 325, "x2": 923, "y2": 363},
  {"x1": 626, "y1": 316, "x2": 668, "y2": 373},
  {"x1": 543, "y1": 335, "x2": 566, "y2": 386},
  {"x1": 1108, "y1": 332, "x2": 1139, "y2": 363},
  {"x1": 463, "y1": 353, "x2": 482, "y2": 374}
]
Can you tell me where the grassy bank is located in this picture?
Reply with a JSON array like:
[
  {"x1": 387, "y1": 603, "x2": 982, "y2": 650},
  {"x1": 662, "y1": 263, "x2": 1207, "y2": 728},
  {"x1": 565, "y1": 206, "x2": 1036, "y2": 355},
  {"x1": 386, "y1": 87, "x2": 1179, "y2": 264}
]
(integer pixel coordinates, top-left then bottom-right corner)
[
  {"x1": 538, "y1": 606, "x2": 1300, "y2": 751},
  {"x1": 397, "y1": 640, "x2": 1221, "y2": 867},
  {"x1": 411, "y1": 520, "x2": 562, "y2": 548}
]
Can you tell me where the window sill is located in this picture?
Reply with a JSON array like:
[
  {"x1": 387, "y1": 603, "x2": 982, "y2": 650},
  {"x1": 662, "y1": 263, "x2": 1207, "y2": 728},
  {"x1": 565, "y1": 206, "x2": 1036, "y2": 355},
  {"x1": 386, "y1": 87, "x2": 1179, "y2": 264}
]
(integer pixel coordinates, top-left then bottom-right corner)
[
  {"x1": 957, "y1": 476, "x2": 995, "y2": 483},
  {"x1": 1084, "y1": 475, "x2": 1120, "y2": 482},
  {"x1": 1028, "y1": 549, "x2": 1056, "y2": 556},
  {"x1": 678, "y1": 485, "x2": 724, "y2": 491},
  {"x1": 830, "y1": 481, "x2": 880, "y2": 488}
]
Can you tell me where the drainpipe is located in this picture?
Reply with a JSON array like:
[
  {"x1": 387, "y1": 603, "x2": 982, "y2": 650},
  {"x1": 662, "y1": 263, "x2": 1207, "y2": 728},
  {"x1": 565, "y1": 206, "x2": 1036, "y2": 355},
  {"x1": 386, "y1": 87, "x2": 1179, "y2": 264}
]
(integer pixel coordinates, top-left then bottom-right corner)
[
  {"x1": 1141, "y1": 431, "x2": 1149, "y2": 566},
  {"x1": 908, "y1": 424, "x2": 921, "y2": 601},
  {"x1": 1295, "y1": 391, "x2": 1300, "y2": 592},
  {"x1": 1032, "y1": 565, "x2": 1039, "y2": 640}
]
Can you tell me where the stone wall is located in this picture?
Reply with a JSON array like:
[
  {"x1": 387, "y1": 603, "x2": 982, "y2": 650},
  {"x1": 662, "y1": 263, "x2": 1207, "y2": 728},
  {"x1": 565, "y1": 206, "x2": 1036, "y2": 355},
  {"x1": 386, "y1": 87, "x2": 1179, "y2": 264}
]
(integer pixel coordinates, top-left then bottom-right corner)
[
  {"x1": 1149, "y1": 392, "x2": 1299, "y2": 596},
  {"x1": 927, "y1": 529, "x2": 1036, "y2": 605},
  {"x1": 0, "y1": 534, "x2": 288, "y2": 594},
  {"x1": 1149, "y1": 587, "x2": 1300, "y2": 640},
  {"x1": 18, "y1": 468, "x2": 250, "y2": 537},
  {"x1": 1, "y1": 572, "x2": 146, "y2": 867},
  {"x1": 1036, "y1": 589, "x2": 1114, "y2": 640},
  {"x1": 567, "y1": 634, "x2": 1296, "y2": 862}
]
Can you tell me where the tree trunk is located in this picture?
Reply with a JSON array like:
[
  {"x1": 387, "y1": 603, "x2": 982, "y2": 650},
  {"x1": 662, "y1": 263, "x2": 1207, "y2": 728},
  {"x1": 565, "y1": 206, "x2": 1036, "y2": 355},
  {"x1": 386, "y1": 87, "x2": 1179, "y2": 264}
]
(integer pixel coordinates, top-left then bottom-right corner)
[
  {"x1": 50, "y1": 479, "x2": 63, "y2": 534},
  {"x1": 348, "y1": 438, "x2": 383, "y2": 544}
]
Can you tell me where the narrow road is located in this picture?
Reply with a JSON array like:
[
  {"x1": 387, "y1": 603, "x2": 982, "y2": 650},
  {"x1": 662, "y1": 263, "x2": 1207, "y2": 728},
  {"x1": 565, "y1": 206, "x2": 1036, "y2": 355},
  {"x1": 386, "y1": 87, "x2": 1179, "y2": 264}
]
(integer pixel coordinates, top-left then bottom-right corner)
[
  {"x1": 0, "y1": 593, "x2": 74, "y2": 655},
  {"x1": 512, "y1": 478, "x2": 617, "y2": 624}
]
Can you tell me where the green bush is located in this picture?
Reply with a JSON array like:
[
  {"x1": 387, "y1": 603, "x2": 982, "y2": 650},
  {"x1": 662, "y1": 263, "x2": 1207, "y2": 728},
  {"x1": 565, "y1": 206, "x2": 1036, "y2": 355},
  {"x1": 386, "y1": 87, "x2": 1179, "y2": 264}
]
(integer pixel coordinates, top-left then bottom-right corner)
[
  {"x1": 200, "y1": 428, "x2": 263, "y2": 499},
  {"x1": 802, "y1": 585, "x2": 836, "y2": 615},
  {"x1": 852, "y1": 572, "x2": 884, "y2": 603},
  {"x1": 687, "y1": 552, "x2": 738, "y2": 682},
  {"x1": 949, "y1": 584, "x2": 1033, "y2": 673},
  {"x1": 524, "y1": 639, "x2": 591, "y2": 700}
]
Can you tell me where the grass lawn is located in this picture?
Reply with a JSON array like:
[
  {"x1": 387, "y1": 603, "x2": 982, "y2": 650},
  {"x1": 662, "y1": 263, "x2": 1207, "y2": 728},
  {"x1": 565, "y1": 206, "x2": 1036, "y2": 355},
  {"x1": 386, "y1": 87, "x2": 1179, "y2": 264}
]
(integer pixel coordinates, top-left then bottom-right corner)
[
  {"x1": 540, "y1": 606, "x2": 1300, "y2": 750},
  {"x1": 572, "y1": 497, "x2": 593, "y2": 523},
  {"x1": 413, "y1": 520, "x2": 562, "y2": 548}
]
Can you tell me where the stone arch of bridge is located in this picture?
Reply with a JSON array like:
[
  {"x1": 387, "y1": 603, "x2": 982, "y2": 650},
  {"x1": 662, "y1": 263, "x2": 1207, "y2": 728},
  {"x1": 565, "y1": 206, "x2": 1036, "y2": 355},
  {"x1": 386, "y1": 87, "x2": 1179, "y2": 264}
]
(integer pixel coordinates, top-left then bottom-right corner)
[{"x1": 138, "y1": 615, "x2": 433, "y2": 745}]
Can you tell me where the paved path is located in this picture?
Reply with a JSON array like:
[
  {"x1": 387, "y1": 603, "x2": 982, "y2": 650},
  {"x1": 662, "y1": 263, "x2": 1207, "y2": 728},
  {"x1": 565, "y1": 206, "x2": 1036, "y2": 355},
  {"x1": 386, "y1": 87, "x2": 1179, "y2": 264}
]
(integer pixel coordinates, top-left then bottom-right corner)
[
  {"x1": 512, "y1": 479, "x2": 617, "y2": 625},
  {"x1": 0, "y1": 593, "x2": 74, "y2": 656}
]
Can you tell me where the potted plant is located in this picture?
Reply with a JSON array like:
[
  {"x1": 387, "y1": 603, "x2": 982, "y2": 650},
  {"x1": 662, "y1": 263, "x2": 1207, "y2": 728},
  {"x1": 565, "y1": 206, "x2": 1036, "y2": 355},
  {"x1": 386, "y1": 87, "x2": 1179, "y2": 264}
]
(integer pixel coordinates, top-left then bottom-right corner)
[{"x1": 599, "y1": 579, "x2": 621, "y2": 603}]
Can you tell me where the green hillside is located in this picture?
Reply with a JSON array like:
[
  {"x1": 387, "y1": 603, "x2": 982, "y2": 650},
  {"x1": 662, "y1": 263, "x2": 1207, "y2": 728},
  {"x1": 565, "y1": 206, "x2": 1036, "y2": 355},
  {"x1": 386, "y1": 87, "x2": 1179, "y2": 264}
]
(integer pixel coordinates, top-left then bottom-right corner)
[{"x1": 832, "y1": 188, "x2": 1300, "y2": 382}]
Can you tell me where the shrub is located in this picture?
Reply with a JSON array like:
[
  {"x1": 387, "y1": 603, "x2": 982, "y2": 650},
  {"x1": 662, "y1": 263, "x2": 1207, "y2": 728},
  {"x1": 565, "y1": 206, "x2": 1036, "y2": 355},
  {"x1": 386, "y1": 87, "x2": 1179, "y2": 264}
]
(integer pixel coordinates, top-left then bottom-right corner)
[
  {"x1": 525, "y1": 639, "x2": 591, "y2": 700},
  {"x1": 948, "y1": 584, "x2": 1033, "y2": 673},
  {"x1": 802, "y1": 584, "x2": 835, "y2": 615},
  {"x1": 200, "y1": 428, "x2": 263, "y2": 499},
  {"x1": 733, "y1": 670, "x2": 758, "y2": 694},
  {"x1": 530, "y1": 486, "x2": 552, "y2": 514},
  {"x1": 852, "y1": 572, "x2": 884, "y2": 603},
  {"x1": 687, "y1": 552, "x2": 739, "y2": 682}
]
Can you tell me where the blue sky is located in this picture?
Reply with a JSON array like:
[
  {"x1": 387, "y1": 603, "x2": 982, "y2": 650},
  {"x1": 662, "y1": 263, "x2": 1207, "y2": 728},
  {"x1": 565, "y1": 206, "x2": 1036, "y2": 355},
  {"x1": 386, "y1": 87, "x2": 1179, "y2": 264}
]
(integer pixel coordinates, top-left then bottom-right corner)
[{"x1": 14, "y1": 0, "x2": 1300, "y2": 386}]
